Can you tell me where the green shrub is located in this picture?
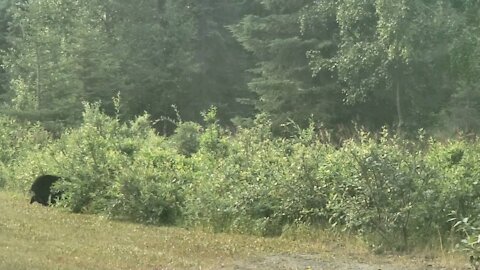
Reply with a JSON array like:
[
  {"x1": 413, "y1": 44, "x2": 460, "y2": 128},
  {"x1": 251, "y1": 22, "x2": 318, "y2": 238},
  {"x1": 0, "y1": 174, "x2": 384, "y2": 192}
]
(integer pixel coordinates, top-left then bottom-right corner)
[
  {"x1": 170, "y1": 121, "x2": 202, "y2": 156},
  {"x1": 326, "y1": 129, "x2": 430, "y2": 250},
  {"x1": 424, "y1": 139, "x2": 480, "y2": 231},
  {"x1": 452, "y1": 214, "x2": 480, "y2": 268},
  {"x1": 0, "y1": 116, "x2": 53, "y2": 191},
  {"x1": 183, "y1": 116, "x2": 333, "y2": 236},
  {"x1": 45, "y1": 103, "x2": 130, "y2": 212},
  {"x1": 107, "y1": 136, "x2": 187, "y2": 225},
  {"x1": 6, "y1": 103, "x2": 480, "y2": 253}
]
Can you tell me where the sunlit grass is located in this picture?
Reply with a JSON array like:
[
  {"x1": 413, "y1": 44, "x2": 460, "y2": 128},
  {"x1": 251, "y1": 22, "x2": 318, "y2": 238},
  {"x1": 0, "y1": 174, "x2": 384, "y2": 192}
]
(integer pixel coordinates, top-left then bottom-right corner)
[
  {"x1": 0, "y1": 191, "x2": 328, "y2": 269},
  {"x1": 0, "y1": 191, "x2": 468, "y2": 269}
]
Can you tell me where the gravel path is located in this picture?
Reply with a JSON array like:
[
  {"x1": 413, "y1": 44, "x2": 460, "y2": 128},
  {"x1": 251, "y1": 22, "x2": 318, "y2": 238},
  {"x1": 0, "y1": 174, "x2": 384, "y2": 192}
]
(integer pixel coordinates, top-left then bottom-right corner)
[{"x1": 226, "y1": 253, "x2": 467, "y2": 270}]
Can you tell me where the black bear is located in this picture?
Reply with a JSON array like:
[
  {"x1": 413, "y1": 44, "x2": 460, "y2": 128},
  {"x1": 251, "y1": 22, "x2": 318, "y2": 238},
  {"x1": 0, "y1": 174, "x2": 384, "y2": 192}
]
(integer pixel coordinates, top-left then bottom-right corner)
[{"x1": 30, "y1": 175, "x2": 63, "y2": 206}]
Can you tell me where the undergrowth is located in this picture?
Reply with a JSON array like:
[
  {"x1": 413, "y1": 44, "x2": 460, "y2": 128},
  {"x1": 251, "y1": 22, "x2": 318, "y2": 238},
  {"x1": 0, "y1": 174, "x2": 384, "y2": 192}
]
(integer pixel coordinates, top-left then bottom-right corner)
[{"x1": 1, "y1": 103, "x2": 480, "y2": 253}]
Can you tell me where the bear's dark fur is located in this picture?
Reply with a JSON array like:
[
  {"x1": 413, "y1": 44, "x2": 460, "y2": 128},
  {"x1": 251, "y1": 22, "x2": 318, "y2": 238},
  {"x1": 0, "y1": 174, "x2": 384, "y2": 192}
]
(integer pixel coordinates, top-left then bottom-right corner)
[{"x1": 30, "y1": 175, "x2": 63, "y2": 206}]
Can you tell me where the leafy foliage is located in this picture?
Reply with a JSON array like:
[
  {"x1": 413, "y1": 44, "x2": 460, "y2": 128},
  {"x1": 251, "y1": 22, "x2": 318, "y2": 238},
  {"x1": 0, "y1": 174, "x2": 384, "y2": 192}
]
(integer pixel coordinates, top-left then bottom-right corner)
[
  {"x1": 170, "y1": 121, "x2": 202, "y2": 156},
  {"x1": 306, "y1": 0, "x2": 461, "y2": 131},
  {"x1": 2, "y1": 0, "x2": 254, "y2": 131},
  {"x1": 1, "y1": 104, "x2": 478, "y2": 252}
]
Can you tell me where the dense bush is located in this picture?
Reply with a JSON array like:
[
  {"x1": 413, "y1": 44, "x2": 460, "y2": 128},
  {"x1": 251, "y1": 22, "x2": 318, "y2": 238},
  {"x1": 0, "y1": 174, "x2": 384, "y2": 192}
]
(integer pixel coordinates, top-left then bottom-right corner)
[
  {"x1": 4, "y1": 104, "x2": 480, "y2": 251},
  {"x1": 183, "y1": 118, "x2": 335, "y2": 236},
  {"x1": 325, "y1": 130, "x2": 433, "y2": 250},
  {"x1": 0, "y1": 116, "x2": 52, "y2": 190},
  {"x1": 170, "y1": 121, "x2": 202, "y2": 156}
]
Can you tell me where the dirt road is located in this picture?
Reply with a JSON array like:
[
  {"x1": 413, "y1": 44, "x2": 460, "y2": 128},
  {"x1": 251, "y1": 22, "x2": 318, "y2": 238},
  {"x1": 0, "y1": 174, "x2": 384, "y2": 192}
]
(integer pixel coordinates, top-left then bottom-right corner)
[{"x1": 227, "y1": 253, "x2": 467, "y2": 270}]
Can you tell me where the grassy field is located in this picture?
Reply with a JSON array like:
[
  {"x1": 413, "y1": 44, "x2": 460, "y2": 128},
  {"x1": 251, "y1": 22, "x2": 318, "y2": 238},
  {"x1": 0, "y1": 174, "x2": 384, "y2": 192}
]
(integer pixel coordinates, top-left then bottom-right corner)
[{"x1": 0, "y1": 191, "x2": 469, "y2": 270}]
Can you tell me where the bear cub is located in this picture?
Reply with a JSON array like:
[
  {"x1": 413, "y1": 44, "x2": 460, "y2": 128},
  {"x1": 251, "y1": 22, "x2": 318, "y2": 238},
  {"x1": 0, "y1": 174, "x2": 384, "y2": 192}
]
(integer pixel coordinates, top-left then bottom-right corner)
[{"x1": 30, "y1": 175, "x2": 63, "y2": 206}]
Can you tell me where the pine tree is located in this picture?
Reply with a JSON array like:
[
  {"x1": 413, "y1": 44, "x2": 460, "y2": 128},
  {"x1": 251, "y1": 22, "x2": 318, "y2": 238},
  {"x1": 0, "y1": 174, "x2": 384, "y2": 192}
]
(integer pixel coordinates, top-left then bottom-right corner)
[{"x1": 231, "y1": 0, "x2": 344, "y2": 132}]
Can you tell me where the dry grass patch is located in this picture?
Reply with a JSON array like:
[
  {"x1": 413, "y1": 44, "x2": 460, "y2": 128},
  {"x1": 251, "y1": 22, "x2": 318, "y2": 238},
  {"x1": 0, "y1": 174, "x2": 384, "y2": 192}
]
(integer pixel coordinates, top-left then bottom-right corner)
[{"x1": 0, "y1": 191, "x2": 470, "y2": 269}]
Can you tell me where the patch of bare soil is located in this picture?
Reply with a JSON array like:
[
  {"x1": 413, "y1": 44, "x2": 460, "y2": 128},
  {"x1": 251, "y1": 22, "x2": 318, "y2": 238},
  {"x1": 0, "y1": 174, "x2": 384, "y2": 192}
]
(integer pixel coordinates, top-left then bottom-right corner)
[{"x1": 225, "y1": 253, "x2": 469, "y2": 270}]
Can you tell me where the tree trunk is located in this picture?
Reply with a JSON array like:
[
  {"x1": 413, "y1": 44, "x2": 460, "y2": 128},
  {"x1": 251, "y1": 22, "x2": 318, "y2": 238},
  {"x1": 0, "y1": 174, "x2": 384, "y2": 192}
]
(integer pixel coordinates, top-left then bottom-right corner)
[
  {"x1": 35, "y1": 43, "x2": 41, "y2": 109},
  {"x1": 395, "y1": 78, "x2": 403, "y2": 133}
]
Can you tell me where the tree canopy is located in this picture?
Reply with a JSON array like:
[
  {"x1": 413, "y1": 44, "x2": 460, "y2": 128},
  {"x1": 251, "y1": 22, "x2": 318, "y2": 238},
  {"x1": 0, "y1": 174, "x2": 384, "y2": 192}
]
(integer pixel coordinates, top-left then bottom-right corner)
[{"x1": 0, "y1": 0, "x2": 479, "y2": 135}]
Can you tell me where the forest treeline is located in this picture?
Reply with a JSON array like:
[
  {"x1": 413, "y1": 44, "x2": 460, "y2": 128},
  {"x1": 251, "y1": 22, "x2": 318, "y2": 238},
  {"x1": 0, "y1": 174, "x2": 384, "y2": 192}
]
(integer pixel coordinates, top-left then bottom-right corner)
[{"x1": 0, "y1": 0, "x2": 479, "y2": 135}]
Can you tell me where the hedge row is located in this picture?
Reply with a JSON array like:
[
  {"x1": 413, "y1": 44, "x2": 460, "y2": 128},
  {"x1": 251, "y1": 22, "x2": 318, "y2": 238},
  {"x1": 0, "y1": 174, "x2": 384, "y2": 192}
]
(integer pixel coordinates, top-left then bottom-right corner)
[{"x1": 1, "y1": 105, "x2": 479, "y2": 251}]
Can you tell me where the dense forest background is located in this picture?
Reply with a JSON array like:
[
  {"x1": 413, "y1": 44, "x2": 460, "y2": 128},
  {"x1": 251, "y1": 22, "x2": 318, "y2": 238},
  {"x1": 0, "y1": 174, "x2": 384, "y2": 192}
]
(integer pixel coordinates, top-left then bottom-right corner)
[{"x1": 0, "y1": 0, "x2": 479, "y2": 135}]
